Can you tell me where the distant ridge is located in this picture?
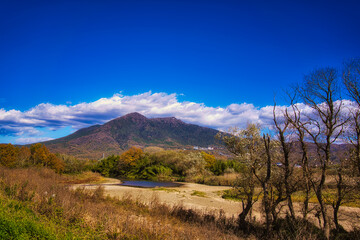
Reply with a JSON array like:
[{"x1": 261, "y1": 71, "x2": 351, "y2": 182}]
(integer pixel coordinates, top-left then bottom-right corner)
[{"x1": 42, "y1": 112, "x2": 220, "y2": 159}]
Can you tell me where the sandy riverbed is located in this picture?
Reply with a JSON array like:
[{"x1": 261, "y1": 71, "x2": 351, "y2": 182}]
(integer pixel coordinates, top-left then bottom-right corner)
[{"x1": 74, "y1": 178, "x2": 360, "y2": 231}]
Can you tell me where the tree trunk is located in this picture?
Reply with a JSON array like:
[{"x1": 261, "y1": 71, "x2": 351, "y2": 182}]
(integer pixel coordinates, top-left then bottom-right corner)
[
  {"x1": 356, "y1": 136, "x2": 360, "y2": 176},
  {"x1": 333, "y1": 171, "x2": 343, "y2": 231},
  {"x1": 263, "y1": 135, "x2": 272, "y2": 233},
  {"x1": 263, "y1": 182, "x2": 272, "y2": 233},
  {"x1": 238, "y1": 194, "x2": 253, "y2": 228},
  {"x1": 299, "y1": 136, "x2": 311, "y2": 219},
  {"x1": 333, "y1": 204, "x2": 340, "y2": 231},
  {"x1": 284, "y1": 160, "x2": 295, "y2": 219},
  {"x1": 315, "y1": 163, "x2": 330, "y2": 239},
  {"x1": 303, "y1": 186, "x2": 310, "y2": 219}
]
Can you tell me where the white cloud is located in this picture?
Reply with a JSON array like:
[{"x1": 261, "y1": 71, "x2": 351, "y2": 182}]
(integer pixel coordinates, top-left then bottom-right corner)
[
  {"x1": 14, "y1": 137, "x2": 54, "y2": 145},
  {"x1": 0, "y1": 91, "x2": 356, "y2": 141}
]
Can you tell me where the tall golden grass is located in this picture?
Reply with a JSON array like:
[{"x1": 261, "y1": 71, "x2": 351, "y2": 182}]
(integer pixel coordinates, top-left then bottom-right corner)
[
  {"x1": 2, "y1": 167, "x2": 359, "y2": 239},
  {"x1": 0, "y1": 167, "x2": 244, "y2": 239}
]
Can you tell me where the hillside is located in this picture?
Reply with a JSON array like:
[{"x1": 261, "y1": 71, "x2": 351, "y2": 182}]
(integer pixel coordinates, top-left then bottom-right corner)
[{"x1": 43, "y1": 112, "x2": 220, "y2": 159}]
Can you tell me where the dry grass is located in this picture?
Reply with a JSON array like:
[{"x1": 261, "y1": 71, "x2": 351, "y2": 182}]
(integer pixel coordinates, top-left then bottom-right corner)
[
  {"x1": 60, "y1": 171, "x2": 105, "y2": 184},
  {"x1": 2, "y1": 167, "x2": 359, "y2": 239},
  {"x1": 152, "y1": 187, "x2": 180, "y2": 193},
  {"x1": 0, "y1": 167, "x2": 247, "y2": 240},
  {"x1": 290, "y1": 189, "x2": 360, "y2": 208},
  {"x1": 204, "y1": 173, "x2": 239, "y2": 186}
]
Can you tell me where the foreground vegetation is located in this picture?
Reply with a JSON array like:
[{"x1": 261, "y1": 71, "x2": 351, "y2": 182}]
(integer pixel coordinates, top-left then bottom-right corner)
[
  {"x1": 0, "y1": 167, "x2": 245, "y2": 239},
  {"x1": 3, "y1": 167, "x2": 360, "y2": 239}
]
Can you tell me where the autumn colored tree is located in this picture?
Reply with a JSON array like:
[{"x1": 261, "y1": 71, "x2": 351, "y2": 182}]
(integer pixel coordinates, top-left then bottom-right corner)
[
  {"x1": 119, "y1": 146, "x2": 144, "y2": 165},
  {"x1": 30, "y1": 143, "x2": 49, "y2": 165},
  {"x1": 115, "y1": 146, "x2": 144, "y2": 175},
  {"x1": 48, "y1": 153, "x2": 65, "y2": 173},
  {"x1": 201, "y1": 151, "x2": 216, "y2": 169},
  {"x1": 18, "y1": 146, "x2": 31, "y2": 167},
  {"x1": 29, "y1": 143, "x2": 64, "y2": 172},
  {"x1": 0, "y1": 143, "x2": 19, "y2": 168}
]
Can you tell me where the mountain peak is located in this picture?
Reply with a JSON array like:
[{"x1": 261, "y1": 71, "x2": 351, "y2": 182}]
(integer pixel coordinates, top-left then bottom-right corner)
[
  {"x1": 104, "y1": 112, "x2": 148, "y2": 127},
  {"x1": 44, "y1": 112, "x2": 220, "y2": 159},
  {"x1": 152, "y1": 116, "x2": 185, "y2": 125},
  {"x1": 122, "y1": 112, "x2": 147, "y2": 120}
]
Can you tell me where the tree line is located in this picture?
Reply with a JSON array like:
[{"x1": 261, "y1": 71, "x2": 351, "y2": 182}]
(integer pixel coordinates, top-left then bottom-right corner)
[
  {"x1": 93, "y1": 146, "x2": 244, "y2": 182},
  {"x1": 0, "y1": 143, "x2": 64, "y2": 173},
  {"x1": 0, "y1": 143, "x2": 95, "y2": 174}
]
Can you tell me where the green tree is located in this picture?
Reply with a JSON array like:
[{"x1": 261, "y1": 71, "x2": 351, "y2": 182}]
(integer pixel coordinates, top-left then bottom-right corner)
[{"x1": 95, "y1": 155, "x2": 120, "y2": 177}]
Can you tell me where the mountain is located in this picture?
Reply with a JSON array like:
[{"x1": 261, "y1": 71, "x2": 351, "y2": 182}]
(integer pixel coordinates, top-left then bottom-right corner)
[{"x1": 43, "y1": 112, "x2": 221, "y2": 159}]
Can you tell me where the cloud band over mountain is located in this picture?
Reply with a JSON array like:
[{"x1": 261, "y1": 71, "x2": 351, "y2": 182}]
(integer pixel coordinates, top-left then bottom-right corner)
[{"x1": 0, "y1": 91, "x2": 354, "y2": 144}]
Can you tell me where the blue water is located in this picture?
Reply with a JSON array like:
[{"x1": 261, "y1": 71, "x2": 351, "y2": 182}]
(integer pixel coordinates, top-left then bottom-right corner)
[{"x1": 120, "y1": 180, "x2": 182, "y2": 188}]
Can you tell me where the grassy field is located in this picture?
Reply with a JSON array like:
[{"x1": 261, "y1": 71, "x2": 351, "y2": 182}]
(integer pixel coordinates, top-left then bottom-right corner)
[
  {"x1": 1, "y1": 167, "x2": 360, "y2": 239},
  {"x1": 0, "y1": 167, "x2": 245, "y2": 240}
]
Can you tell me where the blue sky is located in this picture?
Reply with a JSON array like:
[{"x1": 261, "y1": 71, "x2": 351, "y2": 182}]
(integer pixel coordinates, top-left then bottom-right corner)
[{"x1": 1, "y1": 0, "x2": 360, "y2": 144}]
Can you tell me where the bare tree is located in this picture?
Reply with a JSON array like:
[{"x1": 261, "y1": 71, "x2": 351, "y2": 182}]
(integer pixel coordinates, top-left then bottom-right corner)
[
  {"x1": 343, "y1": 58, "x2": 360, "y2": 175},
  {"x1": 252, "y1": 134, "x2": 273, "y2": 233},
  {"x1": 330, "y1": 159, "x2": 357, "y2": 231},
  {"x1": 283, "y1": 89, "x2": 313, "y2": 219},
  {"x1": 273, "y1": 101, "x2": 296, "y2": 219},
  {"x1": 299, "y1": 67, "x2": 346, "y2": 238},
  {"x1": 220, "y1": 125, "x2": 289, "y2": 233},
  {"x1": 269, "y1": 166, "x2": 287, "y2": 222}
]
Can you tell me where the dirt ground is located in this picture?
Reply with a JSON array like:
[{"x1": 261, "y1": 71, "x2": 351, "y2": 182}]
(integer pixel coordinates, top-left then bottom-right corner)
[{"x1": 74, "y1": 178, "x2": 360, "y2": 232}]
